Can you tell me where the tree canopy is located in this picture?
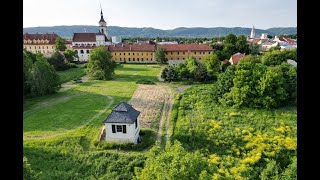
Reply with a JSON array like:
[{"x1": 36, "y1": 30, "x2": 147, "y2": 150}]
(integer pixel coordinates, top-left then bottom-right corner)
[
  {"x1": 54, "y1": 37, "x2": 67, "y2": 51},
  {"x1": 87, "y1": 46, "x2": 116, "y2": 80},
  {"x1": 23, "y1": 50, "x2": 60, "y2": 97},
  {"x1": 155, "y1": 47, "x2": 167, "y2": 64}
]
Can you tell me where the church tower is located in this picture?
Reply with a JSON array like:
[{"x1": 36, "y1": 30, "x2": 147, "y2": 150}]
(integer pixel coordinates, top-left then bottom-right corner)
[
  {"x1": 250, "y1": 25, "x2": 256, "y2": 39},
  {"x1": 99, "y1": 10, "x2": 108, "y2": 38}
]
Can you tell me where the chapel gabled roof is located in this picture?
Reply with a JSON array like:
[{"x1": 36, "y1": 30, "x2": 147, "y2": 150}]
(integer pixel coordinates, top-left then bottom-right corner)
[{"x1": 104, "y1": 102, "x2": 140, "y2": 124}]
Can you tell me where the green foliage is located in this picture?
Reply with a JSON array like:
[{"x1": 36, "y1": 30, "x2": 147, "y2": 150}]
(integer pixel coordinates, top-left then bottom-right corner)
[
  {"x1": 238, "y1": 54, "x2": 260, "y2": 64},
  {"x1": 236, "y1": 35, "x2": 250, "y2": 54},
  {"x1": 155, "y1": 47, "x2": 167, "y2": 64},
  {"x1": 213, "y1": 65, "x2": 236, "y2": 102},
  {"x1": 48, "y1": 51, "x2": 69, "y2": 71},
  {"x1": 24, "y1": 54, "x2": 60, "y2": 96},
  {"x1": 262, "y1": 50, "x2": 287, "y2": 66},
  {"x1": 134, "y1": 141, "x2": 210, "y2": 180},
  {"x1": 282, "y1": 49, "x2": 297, "y2": 61},
  {"x1": 221, "y1": 61, "x2": 231, "y2": 72},
  {"x1": 185, "y1": 57, "x2": 198, "y2": 75},
  {"x1": 222, "y1": 43, "x2": 236, "y2": 58},
  {"x1": 225, "y1": 34, "x2": 237, "y2": 44},
  {"x1": 67, "y1": 62, "x2": 77, "y2": 68},
  {"x1": 220, "y1": 58, "x2": 297, "y2": 109},
  {"x1": 193, "y1": 63, "x2": 208, "y2": 82},
  {"x1": 175, "y1": 63, "x2": 190, "y2": 79},
  {"x1": 24, "y1": 64, "x2": 161, "y2": 179},
  {"x1": 250, "y1": 43, "x2": 260, "y2": 55},
  {"x1": 87, "y1": 46, "x2": 116, "y2": 80},
  {"x1": 172, "y1": 85, "x2": 296, "y2": 179},
  {"x1": 136, "y1": 79, "x2": 155, "y2": 84},
  {"x1": 23, "y1": 156, "x2": 41, "y2": 179},
  {"x1": 56, "y1": 67, "x2": 86, "y2": 83},
  {"x1": 54, "y1": 37, "x2": 67, "y2": 51},
  {"x1": 64, "y1": 49, "x2": 78, "y2": 63},
  {"x1": 201, "y1": 54, "x2": 221, "y2": 79},
  {"x1": 260, "y1": 160, "x2": 280, "y2": 180}
]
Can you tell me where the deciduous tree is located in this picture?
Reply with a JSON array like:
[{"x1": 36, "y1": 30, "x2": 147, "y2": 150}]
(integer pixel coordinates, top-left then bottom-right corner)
[{"x1": 87, "y1": 46, "x2": 116, "y2": 80}]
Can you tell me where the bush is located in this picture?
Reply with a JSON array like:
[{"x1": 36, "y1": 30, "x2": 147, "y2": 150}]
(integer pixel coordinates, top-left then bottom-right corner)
[
  {"x1": 136, "y1": 79, "x2": 155, "y2": 84},
  {"x1": 67, "y1": 63, "x2": 77, "y2": 68}
]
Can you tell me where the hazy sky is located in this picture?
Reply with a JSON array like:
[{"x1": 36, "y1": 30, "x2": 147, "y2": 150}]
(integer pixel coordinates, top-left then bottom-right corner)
[{"x1": 23, "y1": 0, "x2": 297, "y2": 29}]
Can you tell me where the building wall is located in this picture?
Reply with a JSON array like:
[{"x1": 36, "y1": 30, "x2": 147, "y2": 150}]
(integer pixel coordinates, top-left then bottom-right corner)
[
  {"x1": 105, "y1": 118, "x2": 140, "y2": 144},
  {"x1": 74, "y1": 49, "x2": 92, "y2": 61},
  {"x1": 164, "y1": 51, "x2": 213, "y2": 61},
  {"x1": 111, "y1": 51, "x2": 155, "y2": 63},
  {"x1": 23, "y1": 44, "x2": 55, "y2": 57}
]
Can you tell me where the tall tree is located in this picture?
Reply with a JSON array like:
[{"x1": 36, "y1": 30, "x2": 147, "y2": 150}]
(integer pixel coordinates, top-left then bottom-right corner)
[
  {"x1": 155, "y1": 47, "x2": 167, "y2": 64},
  {"x1": 224, "y1": 34, "x2": 237, "y2": 44},
  {"x1": 63, "y1": 49, "x2": 78, "y2": 63},
  {"x1": 185, "y1": 57, "x2": 198, "y2": 75},
  {"x1": 236, "y1": 35, "x2": 250, "y2": 54},
  {"x1": 54, "y1": 37, "x2": 67, "y2": 51},
  {"x1": 28, "y1": 54, "x2": 60, "y2": 96},
  {"x1": 262, "y1": 50, "x2": 288, "y2": 66},
  {"x1": 48, "y1": 51, "x2": 68, "y2": 71},
  {"x1": 87, "y1": 46, "x2": 116, "y2": 80},
  {"x1": 201, "y1": 54, "x2": 220, "y2": 79}
]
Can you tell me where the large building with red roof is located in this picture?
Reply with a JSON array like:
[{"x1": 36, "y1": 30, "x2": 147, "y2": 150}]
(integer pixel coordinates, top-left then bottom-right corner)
[{"x1": 23, "y1": 33, "x2": 61, "y2": 56}]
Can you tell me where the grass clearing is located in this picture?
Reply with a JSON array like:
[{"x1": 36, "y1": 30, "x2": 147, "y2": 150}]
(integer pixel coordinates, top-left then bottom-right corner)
[
  {"x1": 23, "y1": 64, "x2": 162, "y2": 179},
  {"x1": 57, "y1": 67, "x2": 86, "y2": 83}
]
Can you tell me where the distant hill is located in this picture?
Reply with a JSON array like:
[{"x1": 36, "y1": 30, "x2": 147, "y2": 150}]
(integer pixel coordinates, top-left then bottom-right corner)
[{"x1": 23, "y1": 26, "x2": 297, "y2": 38}]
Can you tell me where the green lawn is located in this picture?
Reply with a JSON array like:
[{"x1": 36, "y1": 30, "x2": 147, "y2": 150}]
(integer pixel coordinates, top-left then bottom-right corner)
[
  {"x1": 56, "y1": 67, "x2": 86, "y2": 83},
  {"x1": 23, "y1": 64, "x2": 161, "y2": 179}
]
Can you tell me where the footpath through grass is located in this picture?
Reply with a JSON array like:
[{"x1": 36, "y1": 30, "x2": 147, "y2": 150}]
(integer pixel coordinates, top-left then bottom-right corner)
[{"x1": 23, "y1": 64, "x2": 161, "y2": 179}]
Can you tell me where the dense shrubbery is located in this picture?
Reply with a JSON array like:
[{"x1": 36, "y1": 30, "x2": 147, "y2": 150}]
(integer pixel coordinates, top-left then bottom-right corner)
[
  {"x1": 161, "y1": 54, "x2": 220, "y2": 82},
  {"x1": 134, "y1": 141, "x2": 210, "y2": 180},
  {"x1": 163, "y1": 48, "x2": 297, "y2": 109},
  {"x1": 23, "y1": 50, "x2": 60, "y2": 97},
  {"x1": 161, "y1": 85, "x2": 297, "y2": 179},
  {"x1": 135, "y1": 84, "x2": 297, "y2": 179},
  {"x1": 48, "y1": 51, "x2": 69, "y2": 71}
]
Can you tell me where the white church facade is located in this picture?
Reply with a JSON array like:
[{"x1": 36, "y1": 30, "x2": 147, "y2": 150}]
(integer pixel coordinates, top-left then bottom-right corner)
[{"x1": 72, "y1": 10, "x2": 112, "y2": 62}]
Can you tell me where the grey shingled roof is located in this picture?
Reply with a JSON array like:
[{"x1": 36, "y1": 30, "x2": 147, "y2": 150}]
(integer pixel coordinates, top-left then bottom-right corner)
[{"x1": 104, "y1": 102, "x2": 140, "y2": 124}]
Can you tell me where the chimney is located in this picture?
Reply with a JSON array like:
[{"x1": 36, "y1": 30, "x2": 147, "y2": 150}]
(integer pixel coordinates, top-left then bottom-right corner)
[
  {"x1": 130, "y1": 47, "x2": 132, "y2": 51},
  {"x1": 113, "y1": 44, "x2": 115, "y2": 47},
  {"x1": 122, "y1": 44, "x2": 124, "y2": 47}
]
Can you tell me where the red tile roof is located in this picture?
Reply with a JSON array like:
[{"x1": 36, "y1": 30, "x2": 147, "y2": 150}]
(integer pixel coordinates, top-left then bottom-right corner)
[
  {"x1": 107, "y1": 44, "x2": 156, "y2": 52},
  {"x1": 72, "y1": 33, "x2": 96, "y2": 42},
  {"x1": 23, "y1": 33, "x2": 59, "y2": 44},
  {"x1": 230, "y1": 53, "x2": 245, "y2": 65},
  {"x1": 158, "y1": 44, "x2": 213, "y2": 52}
]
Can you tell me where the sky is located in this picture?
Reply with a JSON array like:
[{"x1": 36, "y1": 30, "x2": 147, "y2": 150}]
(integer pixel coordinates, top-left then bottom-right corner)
[{"x1": 23, "y1": 0, "x2": 297, "y2": 29}]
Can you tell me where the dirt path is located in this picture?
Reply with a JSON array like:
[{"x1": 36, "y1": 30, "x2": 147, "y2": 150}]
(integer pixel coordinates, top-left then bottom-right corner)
[{"x1": 59, "y1": 74, "x2": 90, "y2": 92}]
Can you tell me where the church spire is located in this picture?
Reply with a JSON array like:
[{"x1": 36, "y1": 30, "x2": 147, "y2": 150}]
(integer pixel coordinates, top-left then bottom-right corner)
[{"x1": 250, "y1": 25, "x2": 256, "y2": 39}]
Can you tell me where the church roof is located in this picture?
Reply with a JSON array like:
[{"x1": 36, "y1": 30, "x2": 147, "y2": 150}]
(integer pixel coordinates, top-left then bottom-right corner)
[
  {"x1": 104, "y1": 102, "x2": 140, "y2": 124},
  {"x1": 72, "y1": 33, "x2": 96, "y2": 42}
]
